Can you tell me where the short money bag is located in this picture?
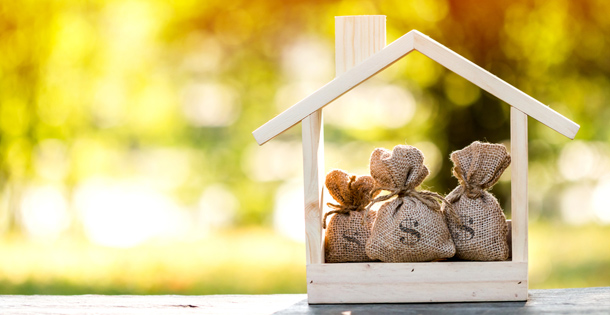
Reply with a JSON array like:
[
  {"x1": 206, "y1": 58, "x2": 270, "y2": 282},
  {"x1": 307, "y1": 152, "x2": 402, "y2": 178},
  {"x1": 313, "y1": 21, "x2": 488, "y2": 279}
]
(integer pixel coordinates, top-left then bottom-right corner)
[
  {"x1": 324, "y1": 169, "x2": 378, "y2": 263},
  {"x1": 445, "y1": 141, "x2": 511, "y2": 261}
]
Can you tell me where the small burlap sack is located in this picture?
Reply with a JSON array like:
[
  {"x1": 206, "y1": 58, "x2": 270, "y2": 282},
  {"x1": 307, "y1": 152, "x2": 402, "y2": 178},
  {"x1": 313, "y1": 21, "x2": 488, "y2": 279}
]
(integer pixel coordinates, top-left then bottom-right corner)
[
  {"x1": 445, "y1": 141, "x2": 511, "y2": 261},
  {"x1": 323, "y1": 169, "x2": 378, "y2": 263},
  {"x1": 365, "y1": 145, "x2": 456, "y2": 262}
]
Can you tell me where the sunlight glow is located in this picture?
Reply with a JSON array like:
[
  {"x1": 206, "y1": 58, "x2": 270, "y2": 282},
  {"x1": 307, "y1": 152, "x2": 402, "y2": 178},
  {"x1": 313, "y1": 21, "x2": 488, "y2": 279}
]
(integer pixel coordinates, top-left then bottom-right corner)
[
  {"x1": 75, "y1": 178, "x2": 190, "y2": 248},
  {"x1": 326, "y1": 82, "x2": 416, "y2": 129},
  {"x1": 182, "y1": 82, "x2": 240, "y2": 127},
  {"x1": 20, "y1": 185, "x2": 70, "y2": 241},
  {"x1": 33, "y1": 139, "x2": 69, "y2": 181},
  {"x1": 558, "y1": 141, "x2": 610, "y2": 181},
  {"x1": 273, "y1": 181, "x2": 305, "y2": 243},
  {"x1": 560, "y1": 185, "x2": 596, "y2": 225},
  {"x1": 242, "y1": 141, "x2": 302, "y2": 182},
  {"x1": 197, "y1": 184, "x2": 238, "y2": 233},
  {"x1": 281, "y1": 36, "x2": 333, "y2": 82},
  {"x1": 592, "y1": 177, "x2": 610, "y2": 223}
]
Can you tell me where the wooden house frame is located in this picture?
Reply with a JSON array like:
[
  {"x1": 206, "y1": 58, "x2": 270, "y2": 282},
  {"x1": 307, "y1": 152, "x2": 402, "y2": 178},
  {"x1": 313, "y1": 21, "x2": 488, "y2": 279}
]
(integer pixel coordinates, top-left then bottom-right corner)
[{"x1": 252, "y1": 16, "x2": 579, "y2": 304}]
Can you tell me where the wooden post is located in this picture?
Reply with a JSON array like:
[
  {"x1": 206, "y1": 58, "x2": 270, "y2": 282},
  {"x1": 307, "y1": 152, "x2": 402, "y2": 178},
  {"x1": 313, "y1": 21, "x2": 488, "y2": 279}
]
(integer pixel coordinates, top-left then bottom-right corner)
[
  {"x1": 301, "y1": 15, "x2": 386, "y2": 266},
  {"x1": 510, "y1": 107, "x2": 528, "y2": 265},
  {"x1": 302, "y1": 111, "x2": 325, "y2": 264}
]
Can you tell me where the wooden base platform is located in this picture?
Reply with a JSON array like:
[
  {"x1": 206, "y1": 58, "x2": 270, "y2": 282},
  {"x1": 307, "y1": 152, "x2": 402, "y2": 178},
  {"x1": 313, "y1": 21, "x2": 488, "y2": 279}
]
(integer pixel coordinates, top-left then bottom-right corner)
[{"x1": 307, "y1": 261, "x2": 527, "y2": 304}]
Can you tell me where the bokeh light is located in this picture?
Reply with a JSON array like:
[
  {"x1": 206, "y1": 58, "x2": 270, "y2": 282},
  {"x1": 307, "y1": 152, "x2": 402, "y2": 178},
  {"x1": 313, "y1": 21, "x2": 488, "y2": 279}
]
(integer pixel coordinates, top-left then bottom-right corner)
[{"x1": 0, "y1": 0, "x2": 609, "y2": 294}]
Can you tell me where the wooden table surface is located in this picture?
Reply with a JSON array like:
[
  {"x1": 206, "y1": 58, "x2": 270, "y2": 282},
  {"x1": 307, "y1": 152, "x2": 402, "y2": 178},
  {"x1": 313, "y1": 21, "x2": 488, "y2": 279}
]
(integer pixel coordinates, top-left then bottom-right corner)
[{"x1": 1, "y1": 287, "x2": 609, "y2": 314}]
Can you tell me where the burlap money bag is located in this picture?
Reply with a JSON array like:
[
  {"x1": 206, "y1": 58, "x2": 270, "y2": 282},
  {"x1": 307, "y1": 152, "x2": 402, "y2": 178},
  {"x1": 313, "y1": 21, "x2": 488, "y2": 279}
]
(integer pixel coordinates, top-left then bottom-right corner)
[
  {"x1": 365, "y1": 145, "x2": 456, "y2": 262},
  {"x1": 323, "y1": 170, "x2": 378, "y2": 263},
  {"x1": 445, "y1": 141, "x2": 511, "y2": 261}
]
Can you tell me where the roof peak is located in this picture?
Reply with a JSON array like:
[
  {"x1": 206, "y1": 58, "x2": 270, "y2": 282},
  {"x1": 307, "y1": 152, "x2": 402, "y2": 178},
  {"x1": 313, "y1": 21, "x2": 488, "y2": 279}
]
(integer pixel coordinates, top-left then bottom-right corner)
[{"x1": 253, "y1": 30, "x2": 579, "y2": 145}]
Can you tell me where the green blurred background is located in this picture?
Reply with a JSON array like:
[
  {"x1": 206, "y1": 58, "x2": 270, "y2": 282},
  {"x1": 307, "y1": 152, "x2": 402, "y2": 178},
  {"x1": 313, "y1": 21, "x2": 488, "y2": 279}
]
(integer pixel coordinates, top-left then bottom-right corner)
[{"x1": 1, "y1": 0, "x2": 609, "y2": 294}]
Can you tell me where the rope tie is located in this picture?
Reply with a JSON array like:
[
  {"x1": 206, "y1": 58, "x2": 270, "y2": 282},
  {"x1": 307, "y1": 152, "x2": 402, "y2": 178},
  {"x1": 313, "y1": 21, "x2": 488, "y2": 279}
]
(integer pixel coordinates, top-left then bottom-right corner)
[
  {"x1": 451, "y1": 154, "x2": 511, "y2": 201},
  {"x1": 322, "y1": 175, "x2": 371, "y2": 229},
  {"x1": 322, "y1": 203, "x2": 363, "y2": 229},
  {"x1": 459, "y1": 180, "x2": 485, "y2": 199},
  {"x1": 365, "y1": 186, "x2": 460, "y2": 223}
]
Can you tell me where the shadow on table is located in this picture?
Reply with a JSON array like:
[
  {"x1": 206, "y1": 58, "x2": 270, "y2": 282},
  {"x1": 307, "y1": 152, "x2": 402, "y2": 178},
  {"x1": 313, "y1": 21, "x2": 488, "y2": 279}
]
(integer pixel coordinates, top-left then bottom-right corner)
[
  {"x1": 273, "y1": 287, "x2": 610, "y2": 315},
  {"x1": 273, "y1": 299, "x2": 527, "y2": 315}
]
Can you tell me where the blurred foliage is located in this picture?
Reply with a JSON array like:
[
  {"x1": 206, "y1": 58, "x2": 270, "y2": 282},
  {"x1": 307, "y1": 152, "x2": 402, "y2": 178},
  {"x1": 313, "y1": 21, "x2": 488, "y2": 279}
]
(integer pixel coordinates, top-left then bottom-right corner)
[
  {"x1": 1, "y1": 0, "x2": 610, "y2": 293},
  {"x1": 0, "y1": 222, "x2": 608, "y2": 294},
  {"x1": 0, "y1": 228, "x2": 306, "y2": 294}
]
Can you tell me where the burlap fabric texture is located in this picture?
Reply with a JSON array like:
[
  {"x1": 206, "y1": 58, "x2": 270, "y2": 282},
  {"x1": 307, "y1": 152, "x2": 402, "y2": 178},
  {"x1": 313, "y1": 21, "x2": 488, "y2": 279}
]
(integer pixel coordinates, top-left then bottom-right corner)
[
  {"x1": 445, "y1": 141, "x2": 511, "y2": 261},
  {"x1": 365, "y1": 145, "x2": 456, "y2": 262},
  {"x1": 323, "y1": 169, "x2": 378, "y2": 263}
]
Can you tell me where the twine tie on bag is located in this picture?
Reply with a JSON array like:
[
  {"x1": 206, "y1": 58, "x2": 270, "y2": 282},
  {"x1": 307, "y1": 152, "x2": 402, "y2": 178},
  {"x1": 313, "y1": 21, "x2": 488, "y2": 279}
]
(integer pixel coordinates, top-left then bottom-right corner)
[
  {"x1": 323, "y1": 174, "x2": 374, "y2": 229},
  {"x1": 450, "y1": 182, "x2": 484, "y2": 200},
  {"x1": 322, "y1": 203, "x2": 363, "y2": 229},
  {"x1": 450, "y1": 152, "x2": 511, "y2": 202},
  {"x1": 366, "y1": 186, "x2": 459, "y2": 222},
  {"x1": 462, "y1": 180, "x2": 484, "y2": 199}
]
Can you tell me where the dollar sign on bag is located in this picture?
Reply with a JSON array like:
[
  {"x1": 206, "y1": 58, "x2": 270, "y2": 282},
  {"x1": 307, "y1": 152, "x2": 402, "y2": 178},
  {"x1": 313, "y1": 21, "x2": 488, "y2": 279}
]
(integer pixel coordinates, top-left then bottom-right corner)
[
  {"x1": 399, "y1": 218, "x2": 421, "y2": 245},
  {"x1": 342, "y1": 232, "x2": 363, "y2": 246},
  {"x1": 456, "y1": 215, "x2": 475, "y2": 240}
]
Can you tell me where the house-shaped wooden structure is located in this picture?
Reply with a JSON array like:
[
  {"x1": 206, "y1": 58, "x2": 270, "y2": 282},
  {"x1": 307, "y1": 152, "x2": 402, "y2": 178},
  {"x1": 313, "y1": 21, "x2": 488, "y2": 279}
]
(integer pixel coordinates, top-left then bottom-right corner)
[{"x1": 253, "y1": 16, "x2": 579, "y2": 304}]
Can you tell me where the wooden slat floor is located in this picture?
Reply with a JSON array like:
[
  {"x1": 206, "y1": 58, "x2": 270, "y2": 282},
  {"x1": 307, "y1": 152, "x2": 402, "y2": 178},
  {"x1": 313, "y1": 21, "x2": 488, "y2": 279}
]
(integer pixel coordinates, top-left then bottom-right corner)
[{"x1": 1, "y1": 287, "x2": 609, "y2": 315}]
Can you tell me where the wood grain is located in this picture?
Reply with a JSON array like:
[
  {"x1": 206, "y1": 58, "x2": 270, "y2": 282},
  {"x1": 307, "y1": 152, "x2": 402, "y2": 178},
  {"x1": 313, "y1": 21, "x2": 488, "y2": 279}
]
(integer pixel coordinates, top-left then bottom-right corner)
[
  {"x1": 335, "y1": 16, "x2": 386, "y2": 76},
  {"x1": 301, "y1": 15, "x2": 387, "y2": 266},
  {"x1": 511, "y1": 107, "x2": 529, "y2": 263},
  {"x1": 307, "y1": 261, "x2": 528, "y2": 304},
  {"x1": 412, "y1": 31, "x2": 578, "y2": 139},
  {"x1": 253, "y1": 30, "x2": 579, "y2": 145},
  {"x1": 302, "y1": 111, "x2": 325, "y2": 265},
  {"x1": 252, "y1": 30, "x2": 413, "y2": 145},
  {"x1": 0, "y1": 294, "x2": 305, "y2": 315},
  {"x1": 3, "y1": 288, "x2": 610, "y2": 314}
]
